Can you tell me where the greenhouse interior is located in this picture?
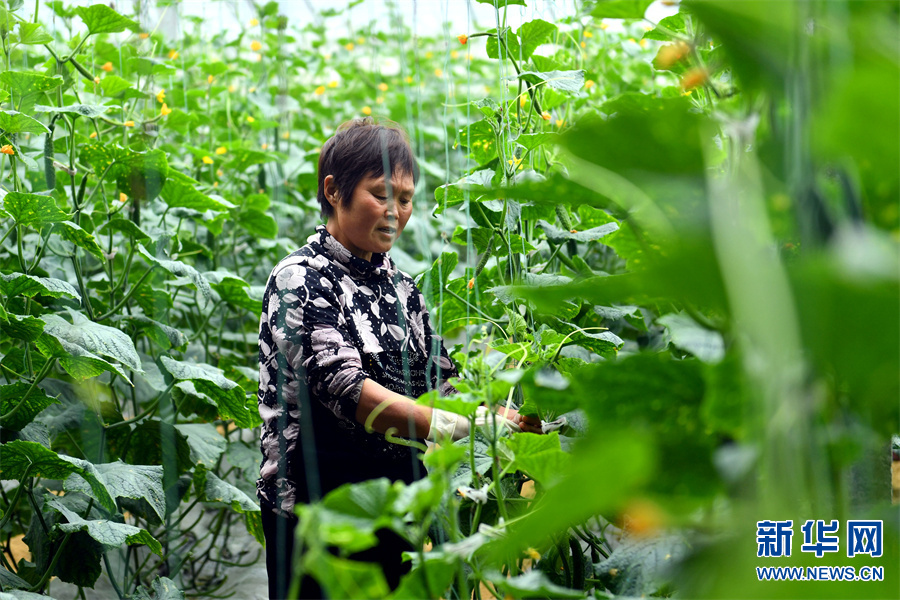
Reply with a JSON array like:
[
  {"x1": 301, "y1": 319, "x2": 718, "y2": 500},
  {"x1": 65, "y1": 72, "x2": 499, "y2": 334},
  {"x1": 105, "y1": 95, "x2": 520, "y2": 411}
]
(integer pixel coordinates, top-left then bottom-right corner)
[{"x1": 0, "y1": 0, "x2": 898, "y2": 599}]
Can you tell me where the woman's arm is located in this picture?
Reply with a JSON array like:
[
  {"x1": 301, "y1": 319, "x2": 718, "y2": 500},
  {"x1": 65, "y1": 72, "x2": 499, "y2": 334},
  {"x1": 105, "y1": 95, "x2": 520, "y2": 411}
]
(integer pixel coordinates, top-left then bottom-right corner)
[{"x1": 355, "y1": 378, "x2": 433, "y2": 438}]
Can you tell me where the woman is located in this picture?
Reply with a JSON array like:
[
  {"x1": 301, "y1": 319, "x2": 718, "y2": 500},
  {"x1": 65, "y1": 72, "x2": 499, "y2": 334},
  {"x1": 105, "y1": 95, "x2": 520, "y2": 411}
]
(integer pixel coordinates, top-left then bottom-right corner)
[{"x1": 257, "y1": 118, "x2": 541, "y2": 599}]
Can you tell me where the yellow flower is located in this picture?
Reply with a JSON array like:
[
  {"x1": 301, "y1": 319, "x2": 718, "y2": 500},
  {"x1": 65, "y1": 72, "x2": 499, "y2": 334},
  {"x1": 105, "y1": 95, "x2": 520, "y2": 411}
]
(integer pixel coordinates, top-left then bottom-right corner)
[
  {"x1": 600, "y1": 22, "x2": 609, "y2": 30},
  {"x1": 202, "y1": 156, "x2": 214, "y2": 164},
  {"x1": 314, "y1": 85, "x2": 326, "y2": 95},
  {"x1": 228, "y1": 84, "x2": 237, "y2": 93},
  {"x1": 467, "y1": 278, "x2": 474, "y2": 290},
  {"x1": 217, "y1": 169, "x2": 224, "y2": 177},
  {"x1": 160, "y1": 103, "x2": 172, "y2": 116},
  {"x1": 580, "y1": 41, "x2": 586, "y2": 48},
  {"x1": 247, "y1": 116, "x2": 255, "y2": 123},
  {"x1": 628, "y1": 37, "x2": 636, "y2": 44},
  {"x1": 119, "y1": 192, "x2": 127, "y2": 203},
  {"x1": 215, "y1": 146, "x2": 227, "y2": 155},
  {"x1": 213, "y1": 181, "x2": 218, "y2": 188},
  {"x1": 584, "y1": 30, "x2": 594, "y2": 38},
  {"x1": 362, "y1": 106, "x2": 372, "y2": 116},
  {"x1": 555, "y1": 119, "x2": 565, "y2": 128},
  {"x1": 458, "y1": 34, "x2": 468, "y2": 45},
  {"x1": 124, "y1": 120, "x2": 135, "y2": 127},
  {"x1": 328, "y1": 80, "x2": 338, "y2": 88},
  {"x1": 0, "y1": 144, "x2": 14, "y2": 155},
  {"x1": 101, "y1": 62, "x2": 113, "y2": 72},
  {"x1": 249, "y1": 86, "x2": 256, "y2": 93},
  {"x1": 344, "y1": 42, "x2": 355, "y2": 51},
  {"x1": 93, "y1": 76, "x2": 100, "y2": 84},
  {"x1": 525, "y1": 548, "x2": 541, "y2": 561},
  {"x1": 425, "y1": 51, "x2": 434, "y2": 59},
  {"x1": 584, "y1": 79, "x2": 595, "y2": 89},
  {"x1": 89, "y1": 131, "x2": 98, "y2": 139},
  {"x1": 156, "y1": 89, "x2": 166, "y2": 103},
  {"x1": 377, "y1": 82, "x2": 388, "y2": 92},
  {"x1": 375, "y1": 96, "x2": 384, "y2": 104},
  {"x1": 261, "y1": 143, "x2": 268, "y2": 150},
  {"x1": 250, "y1": 40, "x2": 262, "y2": 52},
  {"x1": 680, "y1": 68, "x2": 708, "y2": 91},
  {"x1": 639, "y1": 38, "x2": 648, "y2": 48},
  {"x1": 168, "y1": 49, "x2": 179, "y2": 60},
  {"x1": 541, "y1": 111, "x2": 551, "y2": 120},
  {"x1": 207, "y1": 74, "x2": 215, "y2": 84},
  {"x1": 451, "y1": 50, "x2": 459, "y2": 59},
  {"x1": 519, "y1": 96, "x2": 527, "y2": 107},
  {"x1": 434, "y1": 68, "x2": 443, "y2": 77},
  {"x1": 507, "y1": 157, "x2": 522, "y2": 169},
  {"x1": 282, "y1": 131, "x2": 290, "y2": 139},
  {"x1": 357, "y1": 37, "x2": 365, "y2": 44},
  {"x1": 405, "y1": 76, "x2": 414, "y2": 84},
  {"x1": 249, "y1": 18, "x2": 259, "y2": 26},
  {"x1": 139, "y1": 32, "x2": 149, "y2": 39}
]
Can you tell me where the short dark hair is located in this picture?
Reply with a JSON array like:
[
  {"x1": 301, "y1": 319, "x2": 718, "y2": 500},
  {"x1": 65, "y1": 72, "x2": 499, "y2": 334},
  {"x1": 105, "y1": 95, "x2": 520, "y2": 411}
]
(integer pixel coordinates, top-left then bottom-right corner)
[{"x1": 316, "y1": 117, "x2": 419, "y2": 219}]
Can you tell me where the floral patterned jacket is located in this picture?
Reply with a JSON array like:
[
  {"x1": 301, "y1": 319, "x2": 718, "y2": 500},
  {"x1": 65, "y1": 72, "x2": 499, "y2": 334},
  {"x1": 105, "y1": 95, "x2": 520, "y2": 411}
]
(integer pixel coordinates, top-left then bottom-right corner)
[{"x1": 257, "y1": 225, "x2": 458, "y2": 515}]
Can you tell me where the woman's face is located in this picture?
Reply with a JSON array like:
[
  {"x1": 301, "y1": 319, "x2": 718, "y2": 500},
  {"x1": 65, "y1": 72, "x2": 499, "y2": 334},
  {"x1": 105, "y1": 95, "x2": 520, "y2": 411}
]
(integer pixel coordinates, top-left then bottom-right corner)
[{"x1": 324, "y1": 171, "x2": 414, "y2": 262}]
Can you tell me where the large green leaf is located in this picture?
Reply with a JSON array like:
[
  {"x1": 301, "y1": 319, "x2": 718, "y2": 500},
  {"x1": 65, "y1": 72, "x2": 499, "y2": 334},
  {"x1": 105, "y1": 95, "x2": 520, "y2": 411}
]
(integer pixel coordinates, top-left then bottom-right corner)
[
  {"x1": 65, "y1": 461, "x2": 166, "y2": 523},
  {"x1": 48, "y1": 497, "x2": 162, "y2": 557},
  {"x1": 0, "y1": 273, "x2": 80, "y2": 301},
  {"x1": 222, "y1": 148, "x2": 285, "y2": 171},
  {"x1": 417, "y1": 251, "x2": 458, "y2": 306},
  {"x1": 657, "y1": 312, "x2": 725, "y2": 363},
  {"x1": 55, "y1": 220, "x2": 105, "y2": 260},
  {"x1": 205, "y1": 271, "x2": 263, "y2": 312},
  {"x1": 131, "y1": 577, "x2": 185, "y2": 600},
  {"x1": 194, "y1": 466, "x2": 263, "y2": 544},
  {"x1": 113, "y1": 314, "x2": 186, "y2": 350},
  {"x1": 114, "y1": 148, "x2": 168, "y2": 202},
  {"x1": 159, "y1": 357, "x2": 256, "y2": 428},
  {"x1": 591, "y1": 0, "x2": 654, "y2": 19},
  {"x1": 79, "y1": 142, "x2": 123, "y2": 177},
  {"x1": 0, "y1": 110, "x2": 48, "y2": 134},
  {"x1": 389, "y1": 556, "x2": 457, "y2": 600},
  {"x1": 537, "y1": 219, "x2": 619, "y2": 243},
  {"x1": 501, "y1": 431, "x2": 571, "y2": 486},
  {"x1": 235, "y1": 208, "x2": 278, "y2": 239},
  {"x1": 0, "y1": 72, "x2": 63, "y2": 97},
  {"x1": 304, "y1": 548, "x2": 390, "y2": 600},
  {"x1": 0, "y1": 440, "x2": 116, "y2": 512},
  {"x1": 137, "y1": 244, "x2": 212, "y2": 302},
  {"x1": 35, "y1": 332, "x2": 130, "y2": 382},
  {"x1": 0, "y1": 382, "x2": 60, "y2": 431},
  {"x1": 0, "y1": 314, "x2": 44, "y2": 341},
  {"x1": 160, "y1": 171, "x2": 232, "y2": 212},
  {"x1": 16, "y1": 22, "x2": 53, "y2": 44},
  {"x1": 1, "y1": 192, "x2": 68, "y2": 226},
  {"x1": 0, "y1": 567, "x2": 33, "y2": 592},
  {"x1": 518, "y1": 19, "x2": 558, "y2": 60},
  {"x1": 174, "y1": 423, "x2": 226, "y2": 469},
  {"x1": 594, "y1": 534, "x2": 688, "y2": 596},
  {"x1": 75, "y1": 4, "x2": 138, "y2": 34},
  {"x1": 518, "y1": 69, "x2": 585, "y2": 93},
  {"x1": 34, "y1": 104, "x2": 110, "y2": 119},
  {"x1": 486, "y1": 27, "x2": 521, "y2": 61},
  {"x1": 41, "y1": 310, "x2": 142, "y2": 372}
]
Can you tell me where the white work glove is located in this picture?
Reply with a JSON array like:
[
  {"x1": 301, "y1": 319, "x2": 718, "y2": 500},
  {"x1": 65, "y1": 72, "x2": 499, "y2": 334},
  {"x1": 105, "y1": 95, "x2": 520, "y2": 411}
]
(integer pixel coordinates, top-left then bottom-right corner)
[{"x1": 427, "y1": 406, "x2": 524, "y2": 441}]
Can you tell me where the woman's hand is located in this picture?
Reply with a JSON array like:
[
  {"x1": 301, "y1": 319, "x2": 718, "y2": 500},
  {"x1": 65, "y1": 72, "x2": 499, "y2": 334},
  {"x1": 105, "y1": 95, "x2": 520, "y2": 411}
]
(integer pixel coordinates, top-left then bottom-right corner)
[{"x1": 496, "y1": 406, "x2": 544, "y2": 434}]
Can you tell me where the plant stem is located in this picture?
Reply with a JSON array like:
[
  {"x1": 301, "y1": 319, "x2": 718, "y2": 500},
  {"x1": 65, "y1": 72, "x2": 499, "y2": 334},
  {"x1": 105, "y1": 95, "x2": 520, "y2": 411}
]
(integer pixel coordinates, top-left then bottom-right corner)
[{"x1": 0, "y1": 357, "x2": 55, "y2": 425}]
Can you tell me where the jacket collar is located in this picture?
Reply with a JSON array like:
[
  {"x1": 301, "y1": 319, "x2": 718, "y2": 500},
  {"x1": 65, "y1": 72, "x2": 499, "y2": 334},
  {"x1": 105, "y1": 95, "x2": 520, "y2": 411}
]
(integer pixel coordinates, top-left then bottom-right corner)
[{"x1": 310, "y1": 225, "x2": 397, "y2": 279}]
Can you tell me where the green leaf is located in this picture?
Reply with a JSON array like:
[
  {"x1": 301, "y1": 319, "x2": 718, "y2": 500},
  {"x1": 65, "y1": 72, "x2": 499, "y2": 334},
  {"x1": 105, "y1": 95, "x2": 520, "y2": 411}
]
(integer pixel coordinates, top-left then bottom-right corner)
[
  {"x1": 0, "y1": 440, "x2": 116, "y2": 512},
  {"x1": 137, "y1": 243, "x2": 213, "y2": 302},
  {"x1": 159, "y1": 357, "x2": 257, "y2": 428},
  {"x1": 501, "y1": 431, "x2": 571, "y2": 486},
  {"x1": 131, "y1": 576, "x2": 185, "y2": 600},
  {"x1": 113, "y1": 148, "x2": 168, "y2": 202},
  {"x1": 34, "y1": 104, "x2": 110, "y2": 119},
  {"x1": 0, "y1": 72, "x2": 63, "y2": 97},
  {"x1": 222, "y1": 148, "x2": 285, "y2": 171},
  {"x1": 48, "y1": 497, "x2": 162, "y2": 557},
  {"x1": 55, "y1": 220, "x2": 105, "y2": 260},
  {"x1": 75, "y1": 4, "x2": 138, "y2": 34},
  {"x1": 518, "y1": 69, "x2": 585, "y2": 93},
  {"x1": 194, "y1": 466, "x2": 259, "y2": 514},
  {"x1": 41, "y1": 310, "x2": 142, "y2": 372},
  {"x1": 0, "y1": 566, "x2": 33, "y2": 592},
  {"x1": 174, "y1": 423, "x2": 226, "y2": 469},
  {"x1": 304, "y1": 548, "x2": 390, "y2": 600},
  {"x1": 206, "y1": 271, "x2": 262, "y2": 313},
  {"x1": 486, "y1": 27, "x2": 521, "y2": 61},
  {"x1": 113, "y1": 315, "x2": 186, "y2": 350},
  {"x1": 595, "y1": 535, "x2": 688, "y2": 596},
  {"x1": 537, "y1": 219, "x2": 619, "y2": 243},
  {"x1": 98, "y1": 75, "x2": 135, "y2": 98},
  {"x1": 35, "y1": 332, "x2": 131, "y2": 382},
  {"x1": 515, "y1": 132, "x2": 557, "y2": 151},
  {"x1": 0, "y1": 382, "x2": 60, "y2": 431},
  {"x1": 389, "y1": 556, "x2": 457, "y2": 600},
  {"x1": 485, "y1": 569, "x2": 585, "y2": 599},
  {"x1": 235, "y1": 208, "x2": 278, "y2": 239},
  {"x1": 160, "y1": 171, "x2": 232, "y2": 212},
  {"x1": 643, "y1": 13, "x2": 686, "y2": 41},
  {"x1": 17, "y1": 22, "x2": 53, "y2": 44},
  {"x1": 80, "y1": 142, "x2": 122, "y2": 177},
  {"x1": 1, "y1": 192, "x2": 68, "y2": 226},
  {"x1": 417, "y1": 252, "x2": 458, "y2": 306},
  {"x1": 658, "y1": 313, "x2": 725, "y2": 363},
  {"x1": 97, "y1": 217, "x2": 151, "y2": 242},
  {"x1": 0, "y1": 109, "x2": 49, "y2": 133},
  {"x1": 0, "y1": 314, "x2": 44, "y2": 341},
  {"x1": 591, "y1": 0, "x2": 654, "y2": 19},
  {"x1": 475, "y1": 0, "x2": 526, "y2": 6},
  {"x1": 517, "y1": 19, "x2": 558, "y2": 60},
  {"x1": 64, "y1": 461, "x2": 166, "y2": 523}
]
